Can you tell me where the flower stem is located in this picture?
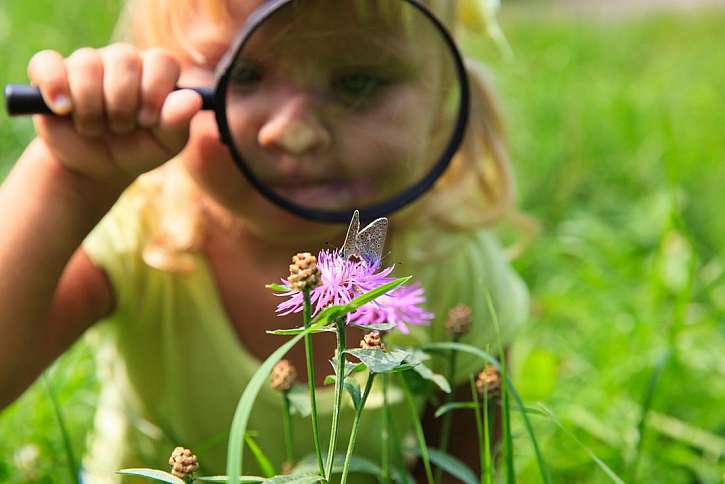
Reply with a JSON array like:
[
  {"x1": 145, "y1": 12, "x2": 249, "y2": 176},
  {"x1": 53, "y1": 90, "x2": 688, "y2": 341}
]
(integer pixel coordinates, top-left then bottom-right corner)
[
  {"x1": 400, "y1": 373, "x2": 434, "y2": 484},
  {"x1": 381, "y1": 373, "x2": 392, "y2": 484},
  {"x1": 325, "y1": 317, "x2": 347, "y2": 480},
  {"x1": 340, "y1": 372, "x2": 376, "y2": 484},
  {"x1": 483, "y1": 389, "x2": 493, "y2": 484},
  {"x1": 470, "y1": 375, "x2": 485, "y2": 484},
  {"x1": 435, "y1": 333, "x2": 460, "y2": 483},
  {"x1": 282, "y1": 391, "x2": 295, "y2": 465},
  {"x1": 302, "y1": 287, "x2": 325, "y2": 477}
]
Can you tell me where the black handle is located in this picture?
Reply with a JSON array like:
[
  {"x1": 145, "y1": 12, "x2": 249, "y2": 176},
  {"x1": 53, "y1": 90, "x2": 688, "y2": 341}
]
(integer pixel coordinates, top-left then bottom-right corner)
[{"x1": 4, "y1": 85, "x2": 216, "y2": 116}]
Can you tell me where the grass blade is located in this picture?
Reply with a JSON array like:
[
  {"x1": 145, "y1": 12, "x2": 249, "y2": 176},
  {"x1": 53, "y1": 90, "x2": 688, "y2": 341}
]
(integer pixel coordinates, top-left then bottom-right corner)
[
  {"x1": 534, "y1": 404, "x2": 626, "y2": 484},
  {"x1": 116, "y1": 469, "x2": 185, "y2": 483},
  {"x1": 629, "y1": 349, "x2": 671, "y2": 483},
  {"x1": 43, "y1": 373, "x2": 79, "y2": 484},
  {"x1": 422, "y1": 342, "x2": 551, "y2": 484},
  {"x1": 244, "y1": 432, "x2": 276, "y2": 478},
  {"x1": 399, "y1": 372, "x2": 434, "y2": 484},
  {"x1": 226, "y1": 323, "x2": 322, "y2": 483}
]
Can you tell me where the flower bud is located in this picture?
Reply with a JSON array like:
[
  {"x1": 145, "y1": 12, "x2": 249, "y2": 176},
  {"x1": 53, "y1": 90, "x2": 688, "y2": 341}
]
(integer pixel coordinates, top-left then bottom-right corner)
[
  {"x1": 446, "y1": 304, "x2": 472, "y2": 337},
  {"x1": 169, "y1": 446, "x2": 199, "y2": 479},
  {"x1": 360, "y1": 330, "x2": 385, "y2": 350},
  {"x1": 271, "y1": 359, "x2": 297, "y2": 392},
  {"x1": 288, "y1": 252, "x2": 320, "y2": 291},
  {"x1": 476, "y1": 364, "x2": 502, "y2": 398}
]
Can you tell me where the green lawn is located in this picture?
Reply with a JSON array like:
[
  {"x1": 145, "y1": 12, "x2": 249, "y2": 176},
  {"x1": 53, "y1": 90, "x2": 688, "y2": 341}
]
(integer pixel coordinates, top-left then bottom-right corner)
[{"x1": 1, "y1": 3, "x2": 723, "y2": 483}]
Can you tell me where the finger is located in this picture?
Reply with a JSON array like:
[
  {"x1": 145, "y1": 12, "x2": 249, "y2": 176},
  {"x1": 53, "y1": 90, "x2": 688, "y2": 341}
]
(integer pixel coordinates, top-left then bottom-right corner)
[
  {"x1": 27, "y1": 50, "x2": 72, "y2": 115},
  {"x1": 152, "y1": 89, "x2": 203, "y2": 155},
  {"x1": 66, "y1": 48, "x2": 105, "y2": 137},
  {"x1": 33, "y1": 116, "x2": 117, "y2": 181},
  {"x1": 138, "y1": 48, "x2": 181, "y2": 128},
  {"x1": 101, "y1": 43, "x2": 142, "y2": 134}
]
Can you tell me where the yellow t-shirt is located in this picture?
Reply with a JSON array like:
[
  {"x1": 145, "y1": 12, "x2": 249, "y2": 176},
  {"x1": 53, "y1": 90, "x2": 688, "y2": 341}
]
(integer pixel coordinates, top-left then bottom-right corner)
[{"x1": 81, "y1": 186, "x2": 528, "y2": 483}]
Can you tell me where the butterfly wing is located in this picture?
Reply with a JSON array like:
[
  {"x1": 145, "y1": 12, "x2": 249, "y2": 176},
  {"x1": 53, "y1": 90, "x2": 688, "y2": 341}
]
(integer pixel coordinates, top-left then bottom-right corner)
[
  {"x1": 356, "y1": 217, "x2": 388, "y2": 265},
  {"x1": 342, "y1": 210, "x2": 361, "y2": 259}
]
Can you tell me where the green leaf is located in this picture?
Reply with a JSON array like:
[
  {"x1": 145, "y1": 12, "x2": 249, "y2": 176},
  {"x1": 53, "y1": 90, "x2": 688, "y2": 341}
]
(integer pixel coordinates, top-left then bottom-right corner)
[
  {"x1": 328, "y1": 358, "x2": 366, "y2": 378},
  {"x1": 418, "y1": 448, "x2": 478, "y2": 484},
  {"x1": 195, "y1": 477, "x2": 265, "y2": 483},
  {"x1": 345, "y1": 276, "x2": 411, "y2": 309},
  {"x1": 345, "y1": 348, "x2": 410, "y2": 374},
  {"x1": 350, "y1": 322, "x2": 398, "y2": 332},
  {"x1": 405, "y1": 349, "x2": 450, "y2": 393},
  {"x1": 116, "y1": 469, "x2": 186, "y2": 483},
  {"x1": 325, "y1": 374, "x2": 363, "y2": 410},
  {"x1": 434, "y1": 402, "x2": 479, "y2": 418},
  {"x1": 265, "y1": 283, "x2": 291, "y2": 292},
  {"x1": 244, "y1": 433, "x2": 276, "y2": 478},
  {"x1": 267, "y1": 326, "x2": 336, "y2": 336},
  {"x1": 226, "y1": 319, "x2": 328, "y2": 482},
  {"x1": 262, "y1": 474, "x2": 324, "y2": 483},
  {"x1": 286, "y1": 384, "x2": 312, "y2": 418}
]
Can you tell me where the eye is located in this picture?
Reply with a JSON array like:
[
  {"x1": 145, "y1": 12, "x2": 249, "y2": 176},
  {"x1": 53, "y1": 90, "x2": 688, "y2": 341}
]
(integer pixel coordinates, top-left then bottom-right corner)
[
  {"x1": 229, "y1": 61, "x2": 263, "y2": 87},
  {"x1": 333, "y1": 73, "x2": 388, "y2": 100}
]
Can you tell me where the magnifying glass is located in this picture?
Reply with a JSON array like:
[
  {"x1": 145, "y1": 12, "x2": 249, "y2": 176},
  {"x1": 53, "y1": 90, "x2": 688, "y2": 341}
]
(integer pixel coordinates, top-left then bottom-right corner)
[{"x1": 4, "y1": 0, "x2": 469, "y2": 224}]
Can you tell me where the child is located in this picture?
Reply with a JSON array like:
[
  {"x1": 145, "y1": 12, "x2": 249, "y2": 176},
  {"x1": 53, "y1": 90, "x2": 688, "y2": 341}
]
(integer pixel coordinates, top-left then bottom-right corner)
[{"x1": 0, "y1": 0, "x2": 528, "y2": 482}]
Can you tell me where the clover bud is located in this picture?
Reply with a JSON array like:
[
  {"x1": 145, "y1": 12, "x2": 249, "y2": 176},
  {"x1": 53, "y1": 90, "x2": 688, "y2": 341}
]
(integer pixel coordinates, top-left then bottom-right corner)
[
  {"x1": 271, "y1": 359, "x2": 297, "y2": 392},
  {"x1": 288, "y1": 252, "x2": 320, "y2": 291},
  {"x1": 360, "y1": 330, "x2": 385, "y2": 350},
  {"x1": 476, "y1": 364, "x2": 502, "y2": 398},
  {"x1": 169, "y1": 446, "x2": 199, "y2": 480},
  {"x1": 446, "y1": 304, "x2": 472, "y2": 337}
]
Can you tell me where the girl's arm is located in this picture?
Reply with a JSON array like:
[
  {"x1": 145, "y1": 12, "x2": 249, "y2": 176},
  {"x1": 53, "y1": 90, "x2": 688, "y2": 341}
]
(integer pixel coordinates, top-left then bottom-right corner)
[{"x1": 0, "y1": 139, "x2": 120, "y2": 408}]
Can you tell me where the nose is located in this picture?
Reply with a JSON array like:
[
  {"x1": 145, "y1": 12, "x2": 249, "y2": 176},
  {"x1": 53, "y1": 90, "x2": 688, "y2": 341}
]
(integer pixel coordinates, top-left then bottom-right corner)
[{"x1": 257, "y1": 95, "x2": 332, "y2": 156}]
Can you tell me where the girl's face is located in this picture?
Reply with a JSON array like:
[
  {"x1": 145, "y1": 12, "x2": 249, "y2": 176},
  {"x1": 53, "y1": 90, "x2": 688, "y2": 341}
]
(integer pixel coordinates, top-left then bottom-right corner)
[{"x1": 177, "y1": 1, "x2": 457, "y2": 242}]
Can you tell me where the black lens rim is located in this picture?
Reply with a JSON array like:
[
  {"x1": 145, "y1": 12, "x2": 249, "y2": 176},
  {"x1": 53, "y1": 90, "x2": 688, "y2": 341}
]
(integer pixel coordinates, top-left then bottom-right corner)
[{"x1": 213, "y1": 0, "x2": 470, "y2": 223}]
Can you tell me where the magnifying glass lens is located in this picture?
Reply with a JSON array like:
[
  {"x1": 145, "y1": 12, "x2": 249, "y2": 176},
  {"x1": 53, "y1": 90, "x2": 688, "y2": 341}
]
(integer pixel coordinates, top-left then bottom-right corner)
[{"x1": 223, "y1": 0, "x2": 462, "y2": 212}]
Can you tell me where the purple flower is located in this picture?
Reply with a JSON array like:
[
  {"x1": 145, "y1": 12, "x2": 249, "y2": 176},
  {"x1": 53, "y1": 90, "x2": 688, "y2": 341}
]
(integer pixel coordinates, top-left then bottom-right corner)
[{"x1": 275, "y1": 249, "x2": 432, "y2": 333}]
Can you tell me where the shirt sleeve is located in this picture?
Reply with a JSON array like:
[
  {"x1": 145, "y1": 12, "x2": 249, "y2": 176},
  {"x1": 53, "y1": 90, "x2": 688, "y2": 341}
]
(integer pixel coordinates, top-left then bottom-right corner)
[{"x1": 82, "y1": 185, "x2": 149, "y2": 316}]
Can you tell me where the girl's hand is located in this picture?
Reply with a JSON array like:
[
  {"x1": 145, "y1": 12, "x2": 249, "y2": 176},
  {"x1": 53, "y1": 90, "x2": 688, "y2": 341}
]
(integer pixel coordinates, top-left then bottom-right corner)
[{"x1": 27, "y1": 43, "x2": 202, "y2": 187}]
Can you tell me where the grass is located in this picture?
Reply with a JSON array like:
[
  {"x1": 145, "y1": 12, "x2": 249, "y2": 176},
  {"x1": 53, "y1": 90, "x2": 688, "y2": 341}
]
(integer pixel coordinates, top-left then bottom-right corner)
[{"x1": 1, "y1": 2, "x2": 724, "y2": 483}]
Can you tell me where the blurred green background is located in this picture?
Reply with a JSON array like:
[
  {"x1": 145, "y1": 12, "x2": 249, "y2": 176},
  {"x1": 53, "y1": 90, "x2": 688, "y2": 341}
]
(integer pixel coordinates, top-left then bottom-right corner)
[{"x1": 0, "y1": 1, "x2": 723, "y2": 482}]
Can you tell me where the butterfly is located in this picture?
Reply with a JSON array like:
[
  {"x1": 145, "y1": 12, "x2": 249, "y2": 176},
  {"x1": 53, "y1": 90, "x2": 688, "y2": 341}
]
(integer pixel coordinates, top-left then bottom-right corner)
[{"x1": 341, "y1": 210, "x2": 388, "y2": 266}]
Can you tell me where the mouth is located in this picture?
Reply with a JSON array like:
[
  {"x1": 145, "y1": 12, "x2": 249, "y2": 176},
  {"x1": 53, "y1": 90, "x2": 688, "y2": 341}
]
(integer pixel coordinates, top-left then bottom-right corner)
[{"x1": 267, "y1": 178, "x2": 376, "y2": 209}]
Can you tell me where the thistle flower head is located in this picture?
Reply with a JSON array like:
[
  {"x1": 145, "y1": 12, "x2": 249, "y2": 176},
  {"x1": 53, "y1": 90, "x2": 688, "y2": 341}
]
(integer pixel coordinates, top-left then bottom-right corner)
[
  {"x1": 169, "y1": 447, "x2": 199, "y2": 479},
  {"x1": 276, "y1": 249, "x2": 432, "y2": 333},
  {"x1": 271, "y1": 359, "x2": 297, "y2": 392}
]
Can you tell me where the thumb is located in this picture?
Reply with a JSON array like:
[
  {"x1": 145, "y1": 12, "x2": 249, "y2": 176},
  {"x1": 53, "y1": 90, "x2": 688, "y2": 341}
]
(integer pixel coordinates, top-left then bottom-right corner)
[{"x1": 152, "y1": 89, "x2": 203, "y2": 155}]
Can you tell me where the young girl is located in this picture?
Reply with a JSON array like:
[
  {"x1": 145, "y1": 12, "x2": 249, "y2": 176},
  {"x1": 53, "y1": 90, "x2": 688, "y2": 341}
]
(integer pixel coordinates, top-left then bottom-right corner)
[{"x1": 0, "y1": 0, "x2": 528, "y2": 482}]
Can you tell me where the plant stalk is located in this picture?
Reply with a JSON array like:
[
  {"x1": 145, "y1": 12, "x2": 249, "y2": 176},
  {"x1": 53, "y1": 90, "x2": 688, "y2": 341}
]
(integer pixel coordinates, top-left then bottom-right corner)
[
  {"x1": 435, "y1": 333, "x2": 460, "y2": 483},
  {"x1": 400, "y1": 373, "x2": 435, "y2": 484},
  {"x1": 325, "y1": 317, "x2": 347, "y2": 480},
  {"x1": 483, "y1": 389, "x2": 493, "y2": 484},
  {"x1": 470, "y1": 376, "x2": 485, "y2": 484},
  {"x1": 382, "y1": 373, "x2": 392, "y2": 484},
  {"x1": 302, "y1": 287, "x2": 326, "y2": 477},
  {"x1": 282, "y1": 391, "x2": 295, "y2": 465},
  {"x1": 340, "y1": 372, "x2": 376, "y2": 484}
]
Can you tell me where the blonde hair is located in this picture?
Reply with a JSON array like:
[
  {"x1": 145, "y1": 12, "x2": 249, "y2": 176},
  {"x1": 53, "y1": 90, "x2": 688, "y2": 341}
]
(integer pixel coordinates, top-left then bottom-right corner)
[{"x1": 115, "y1": 0, "x2": 534, "y2": 271}]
